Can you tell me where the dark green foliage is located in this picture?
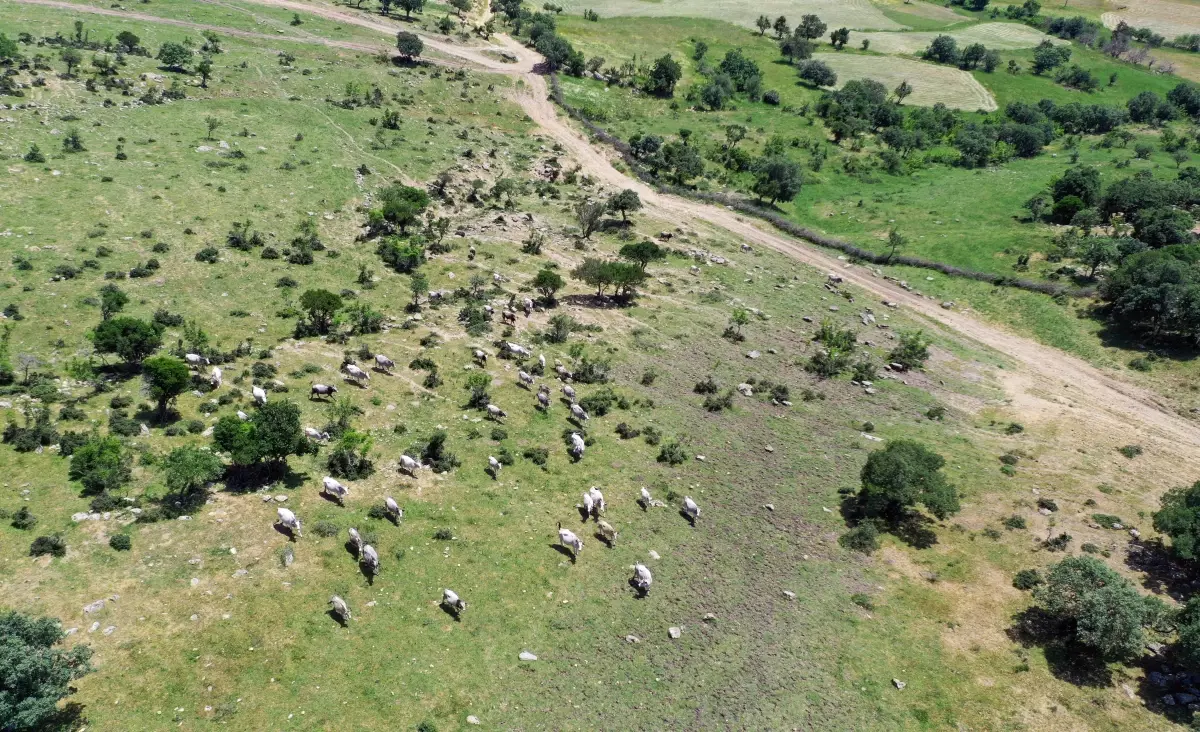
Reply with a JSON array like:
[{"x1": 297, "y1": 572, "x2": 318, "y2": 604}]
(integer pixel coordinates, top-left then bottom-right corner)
[
  {"x1": 578, "y1": 387, "x2": 619, "y2": 417},
  {"x1": 1033, "y1": 556, "x2": 1145, "y2": 660},
  {"x1": 396, "y1": 31, "x2": 423, "y2": 59},
  {"x1": 1043, "y1": 533, "x2": 1072, "y2": 551},
  {"x1": 91, "y1": 317, "x2": 162, "y2": 364},
  {"x1": 657, "y1": 440, "x2": 687, "y2": 466},
  {"x1": 327, "y1": 430, "x2": 375, "y2": 480},
  {"x1": 3, "y1": 404, "x2": 58, "y2": 453},
  {"x1": 694, "y1": 376, "x2": 719, "y2": 394},
  {"x1": 1154, "y1": 480, "x2": 1200, "y2": 559},
  {"x1": 1092, "y1": 514, "x2": 1124, "y2": 529},
  {"x1": 573, "y1": 357, "x2": 610, "y2": 384},
  {"x1": 839, "y1": 523, "x2": 880, "y2": 554},
  {"x1": 889, "y1": 330, "x2": 931, "y2": 370},
  {"x1": 195, "y1": 247, "x2": 219, "y2": 263},
  {"x1": 702, "y1": 390, "x2": 734, "y2": 412},
  {"x1": 796, "y1": 59, "x2": 836, "y2": 88},
  {"x1": 1012, "y1": 568, "x2": 1042, "y2": 590},
  {"x1": 11, "y1": 506, "x2": 37, "y2": 530},
  {"x1": 645, "y1": 54, "x2": 682, "y2": 97},
  {"x1": 750, "y1": 156, "x2": 803, "y2": 204},
  {"x1": 857, "y1": 440, "x2": 960, "y2": 521},
  {"x1": 850, "y1": 593, "x2": 874, "y2": 610},
  {"x1": 30, "y1": 535, "x2": 66, "y2": 557},
  {"x1": 1003, "y1": 515, "x2": 1027, "y2": 530},
  {"x1": 420, "y1": 430, "x2": 459, "y2": 473},
  {"x1": 156, "y1": 41, "x2": 192, "y2": 70},
  {"x1": 109, "y1": 534, "x2": 132, "y2": 551},
  {"x1": 522, "y1": 446, "x2": 549, "y2": 467},
  {"x1": 1100, "y1": 246, "x2": 1200, "y2": 345},
  {"x1": 432, "y1": 528, "x2": 454, "y2": 541},
  {"x1": 618, "y1": 241, "x2": 666, "y2": 271},
  {"x1": 376, "y1": 238, "x2": 425, "y2": 273},
  {"x1": 69, "y1": 435, "x2": 131, "y2": 496},
  {"x1": 142, "y1": 355, "x2": 190, "y2": 417},
  {"x1": 615, "y1": 422, "x2": 640, "y2": 439},
  {"x1": 1118, "y1": 444, "x2": 1143, "y2": 459},
  {"x1": 212, "y1": 401, "x2": 304, "y2": 466},
  {"x1": 0, "y1": 610, "x2": 93, "y2": 730},
  {"x1": 313, "y1": 520, "x2": 339, "y2": 537},
  {"x1": 298, "y1": 289, "x2": 343, "y2": 335}
]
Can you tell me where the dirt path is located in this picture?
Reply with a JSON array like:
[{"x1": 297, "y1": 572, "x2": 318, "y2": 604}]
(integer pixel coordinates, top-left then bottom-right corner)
[{"x1": 15, "y1": 0, "x2": 1200, "y2": 467}]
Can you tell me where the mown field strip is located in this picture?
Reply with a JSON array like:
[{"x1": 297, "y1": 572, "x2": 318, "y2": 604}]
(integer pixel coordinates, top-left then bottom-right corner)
[
  {"x1": 554, "y1": 0, "x2": 907, "y2": 31},
  {"x1": 1102, "y1": 0, "x2": 1200, "y2": 37},
  {"x1": 858, "y1": 21, "x2": 1065, "y2": 55},
  {"x1": 815, "y1": 52, "x2": 997, "y2": 111}
]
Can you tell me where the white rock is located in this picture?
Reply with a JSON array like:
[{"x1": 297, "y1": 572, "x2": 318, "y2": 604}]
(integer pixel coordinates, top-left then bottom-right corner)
[
  {"x1": 466, "y1": 716, "x2": 481, "y2": 725},
  {"x1": 648, "y1": 550, "x2": 660, "y2": 560},
  {"x1": 83, "y1": 599, "x2": 106, "y2": 614},
  {"x1": 893, "y1": 678, "x2": 906, "y2": 690},
  {"x1": 782, "y1": 590, "x2": 796, "y2": 600},
  {"x1": 518, "y1": 651, "x2": 538, "y2": 661},
  {"x1": 668, "y1": 626, "x2": 682, "y2": 639}
]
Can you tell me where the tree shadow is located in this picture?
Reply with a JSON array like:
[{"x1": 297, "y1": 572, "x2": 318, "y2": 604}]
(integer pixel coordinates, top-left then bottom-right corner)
[
  {"x1": 1133, "y1": 648, "x2": 1200, "y2": 725},
  {"x1": 148, "y1": 487, "x2": 209, "y2": 519},
  {"x1": 1126, "y1": 538, "x2": 1200, "y2": 601},
  {"x1": 1007, "y1": 607, "x2": 1113, "y2": 688},
  {"x1": 560, "y1": 293, "x2": 623, "y2": 310},
  {"x1": 1090, "y1": 306, "x2": 1200, "y2": 364},
  {"x1": 135, "y1": 405, "x2": 180, "y2": 427},
  {"x1": 549, "y1": 543, "x2": 576, "y2": 563},
  {"x1": 222, "y1": 463, "x2": 308, "y2": 494},
  {"x1": 44, "y1": 701, "x2": 87, "y2": 730},
  {"x1": 838, "y1": 494, "x2": 938, "y2": 549}
]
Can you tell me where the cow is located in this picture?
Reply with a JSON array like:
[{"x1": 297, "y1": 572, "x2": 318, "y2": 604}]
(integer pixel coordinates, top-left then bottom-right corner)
[
  {"x1": 360, "y1": 544, "x2": 379, "y2": 575},
  {"x1": 486, "y1": 404, "x2": 507, "y2": 422},
  {"x1": 209, "y1": 366, "x2": 223, "y2": 388},
  {"x1": 374, "y1": 354, "x2": 395, "y2": 373},
  {"x1": 502, "y1": 311, "x2": 517, "y2": 326},
  {"x1": 537, "y1": 391, "x2": 551, "y2": 409},
  {"x1": 310, "y1": 383, "x2": 338, "y2": 400},
  {"x1": 347, "y1": 527, "x2": 363, "y2": 554},
  {"x1": 322, "y1": 476, "x2": 349, "y2": 505},
  {"x1": 569, "y1": 432, "x2": 586, "y2": 459},
  {"x1": 277, "y1": 507, "x2": 302, "y2": 538},
  {"x1": 682, "y1": 496, "x2": 700, "y2": 526},
  {"x1": 473, "y1": 349, "x2": 488, "y2": 366},
  {"x1": 399, "y1": 454, "x2": 420, "y2": 475},
  {"x1": 252, "y1": 386, "x2": 267, "y2": 405},
  {"x1": 304, "y1": 427, "x2": 330, "y2": 441},
  {"x1": 442, "y1": 589, "x2": 466, "y2": 618},
  {"x1": 523, "y1": 297, "x2": 534, "y2": 316},
  {"x1": 557, "y1": 522, "x2": 583, "y2": 560},
  {"x1": 631, "y1": 564, "x2": 652, "y2": 596},
  {"x1": 562, "y1": 385, "x2": 576, "y2": 402},
  {"x1": 571, "y1": 403, "x2": 589, "y2": 422},
  {"x1": 343, "y1": 363, "x2": 370, "y2": 384},
  {"x1": 385, "y1": 496, "x2": 403, "y2": 522},
  {"x1": 185, "y1": 353, "x2": 209, "y2": 367},
  {"x1": 330, "y1": 595, "x2": 351, "y2": 621},
  {"x1": 237, "y1": 410, "x2": 250, "y2": 421},
  {"x1": 518, "y1": 370, "x2": 534, "y2": 388}
]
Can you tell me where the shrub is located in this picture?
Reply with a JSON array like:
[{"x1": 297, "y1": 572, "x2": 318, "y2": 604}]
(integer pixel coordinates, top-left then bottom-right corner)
[
  {"x1": 313, "y1": 520, "x2": 339, "y2": 537},
  {"x1": 1092, "y1": 514, "x2": 1123, "y2": 529},
  {"x1": 1003, "y1": 515, "x2": 1027, "y2": 530},
  {"x1": 522, "y1": 446, "x2": 549, "y2": 467},
  {"x1": 640, "y1": 369, "x2": 657, "y2": 386},
  {"x1": 857, "y1": 440, "x2": 960, "y2": 521},
  {"x1": 1012, "y1": 568, "x2": 1042, "y2": 590},
  {"x1": 1037, "y1": 498, "x2": 1058, "y2": 512},
  {"x1": 367, "y1": 504, "x2": 389, "y2": 520},
  {"x1": 839, "y1": 524, "x2": 879, "y2": 554},
  {"x1": 702, "y1": 390, "x2": 734, "y2": 412},
  {"x1": 579, "y1": 388, "x2": 619, "y2": 417},
  {"x1": 11, "y1": 507, "x2": 37, "y2": 530},
  {"x1": 889, "y1": 330, "x2": 931, "y2": 370},
  {"x1": 694, "y1": 376, "x2": 719, "y2": 394},
  {"x1": 1044, "y1": 533, "x2": 1072, "y2": 551},
  {"x1": 30, "y1": 535, "x2": 67, "y2": 557},
  {"x1": 615, "y1": 422, "x2": 641, "y2": 439},
  {"x1": 926, "y1": 405, "x2": 947, "y2": 421},
  {"x1": 59, "y1": 405, "x2": 87, "y2": 421},
  {"x1": 1118, "y1": 444, "x2": 1143, "y2": 459},
  {"x1": 195, "y1": 247, "x2": 219, "y2": 263},
  {"x1": 1081, "y1": 542, "x2": 1101, "y2": 554},
  {"x1": 109, "y1": 534, "x2": 132, "y2": 551},
  {"x1": 1005, "y1": 422, "x2": 1025, "y2": 435},
  {"x1": 657, "y1": 440, "x2": 687, "y2": 466},
  {"x1": 642, "y1": 426, "x2": 662, "y2": 445},
  {"x1": 420, "y1": 430, "x2": 460, "y2": 473},
  {"x1": 850, "y1": 592, "x2": 874, "y2": 610},
  {"x1": 433, "y1": 528, "x2": 454, "y2": 541}
]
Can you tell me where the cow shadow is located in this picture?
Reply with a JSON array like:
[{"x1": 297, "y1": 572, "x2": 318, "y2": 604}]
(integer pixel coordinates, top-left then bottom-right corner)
[
  {"x1": 628, "y1": 577, "x2": 649, "y2": 599},
  {"x1": 594, "y1": 531, "x2": 614, "y2": 549},
  {"x1": 679, "y1": 508, "x2": 696, "y2": 527},
  {"x1": 343, "y1": 540, "x2": 360, "y2": 559},
  {"x1": 439, "y1": 602, "x2": 463, "y2": 623},
  {"x1": 549, "y1": 543, "x2": 577, "y2": 564},
  {"x1": 359, "y1": 563, "x2": 376, "y2": 586},
  {"x1": 577, "y1": 505, "x2": 592, "y2": 522},
  {"x1": 327, "y1": 609, "x2": 348, "y2": 628},
  {"x1": 272, "y1": 523, "x2": 298, "y2": 542}
]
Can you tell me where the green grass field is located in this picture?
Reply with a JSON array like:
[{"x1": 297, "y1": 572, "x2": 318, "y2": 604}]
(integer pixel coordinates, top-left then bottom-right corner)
[{"x1": 0, "y1": 2, "x2": 1197, "y2": 730}]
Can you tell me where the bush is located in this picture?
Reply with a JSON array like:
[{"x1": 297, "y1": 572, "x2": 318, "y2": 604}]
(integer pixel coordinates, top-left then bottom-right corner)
[
  {"x1": 694, "y1": 377, "x2": 719, "y2": 394},
  {"x1": 1012, "y1": 568, "x2": 1042, "y2": 590},
  {"x1": 1003, "y1": 515, "x2": 1027, "y2": 530},
  {"x1": 615, "y1": 422, "x2": 641, "y2": 439},
  {"x1": 195, "y1": 247, "x2": 219, "y2": 263},
  {"x1": 850, "y1": 592, "x2": 874, "y2": 610},
  {"x1": 1118, "y1": 444, "x2": 1143, "y2": 459},
  {"x1": 30, "y1": 535, "x2": 67, "y2": 557},
  {"x1": 1044, "y1": 533, "x2": 1072, "y2": 551},
  {"x1": 657, "y1": 440, "x2": 687, "y2": 466},
  {"x1": 522, "y1": 446, "x2": 549, "y2": 467},
  {"x1": 109, "y1": 534, "x2": 132, "y2": 551},
  {"x1": 433, "y1": 528, "x2": 454, "y2": 541},
  {"x1": 1092, "y1": 513, "x2": 1124, "y2": 529},
  {"x1": 839, "y1": 524, "x2": 879, "y2": 554},
  {"x1": 889, "y1": 330, "x2": 931, "y2": 370},
  {"x1": 59, "y1": 405, "x2": 87, "y2": 421},
  {"x1": 702, "y1": 390, "x2": 734, "y2": 412},
  {"x1": 579, "y1": 387, "x2": 619, "y2": 417},
  {"x1": 312, "y1": 520, "x2": 339, "y2": 537},
  {"x1": 643, "y1": 426, "x2": 662, "y2": 445},
  {"x1": 367, "y1": 504, "x2": 389, "y2": 520},
  {"x1": 11, "y1": 506, "x2": 37, "y2": 530},
  {"x1": 1037, "y1": 497, "x2": 1058, "y2": 512},
  {"x1": 1005, "y1": 422, "x2": 1025, "y2": 435}
]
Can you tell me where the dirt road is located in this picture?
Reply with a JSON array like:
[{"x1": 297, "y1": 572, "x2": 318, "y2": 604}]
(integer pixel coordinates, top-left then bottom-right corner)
[{"x1": 13, "y1": 0, "x2": 1200, "y2": 466}]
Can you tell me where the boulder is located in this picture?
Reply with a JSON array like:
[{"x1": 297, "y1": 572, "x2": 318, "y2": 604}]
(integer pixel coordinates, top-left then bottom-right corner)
[
  {"x1": 668, "y1": 626, "x2": 682, "y2": 639},
  {"x1": 83, "y1": 599, "x2": 106, "y2": 614},
  {"x1": 518, "y1": 651, "x2": 538, "y2": 661},
  {"x1": 892, "y1": 679, "x2": 906, "y2": 690}
]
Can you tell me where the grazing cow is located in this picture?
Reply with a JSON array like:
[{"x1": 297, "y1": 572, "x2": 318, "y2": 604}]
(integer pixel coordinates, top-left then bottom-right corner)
[
  {"x1": 569, "y1": 432, "x2": 586, "y2": 459},
  {"x1": 486, "y1": 404, "x2": 507, "y2": 421},
  {"x1": 518, "y1": 370, "x2": 534, "y2": 387},
  {"x1": 209, "y1": 366, "x2": 223, "y2": 388},
  {"x1": 348, "y1": 527, "x2": 363, "y2": 553},
  {"x1": 399, "y1": 454, "x2": 420, "y2": 475},
  {"x1": 385, "y1": 496, "x2": 403, "y2": 522},
  {"x1": 506, "y1": 342, "x2": 531, "y2": 357},
  {"x1": 322, "y1": 476, "x2": 349, "y2": 505},
  {"x1": 374, "y1": 354, "x2": 395, "y2": 373},
  {"x1": 310, "y1": 383, "x2": 338, "y2": 400},
  {"x1": 557, "y1": 522, "x2": 583, "y2": 559},
  {"x1": 523, "y1": 297, "x2": 534, "y2": 316},
  {"x1": 555, "y1": 364, "x2": 572, "y2": 380},
  {"x1": 473, "y1": 349, "x2": 488, "y2": 366},
  {"x1": 597, "y1": 519, "x2": 616, "y2": 545},
  {"x1": 185, "y1": 353, "x2": 209, "y2": 367},
  {"x1": 488, "y1": 456, "x2": 501, "y2": 474},
  {"x1": 571, "y1": 403, "x2": 589, "y2": 422},
  {"x1": 537, "y1": 391, "x2": 551, "y2": 409},
  {"x1": 252, "y1": 386, "x2": 268, "y2": 405},
  {"x1": 360, "y1": 544, "x2": 379, "y2": 575},
  {"x1": 502, "y1": 310, "x2": 517, "y2": 326},
  {"x1": 631, "y1": 563, "x2": 653, "y2": 595},
  {"x1": 588, "y1": 487, "x2": 605, "y2": 515},
  {"x1": 330, "y1": 595, "x2": 351, "y2": 621},
  {"x1": 237, "y1": 410, "x2": 250, "y2": 421},
  {"x1": 581, "y1": 491, "x2": 594, "y2": 518},
  {"x1": 442, "y1": 588, "x2": 466, "y2": 617},
  {"x1": 483, "y1": 304, "x2": 495, "y2": 317},
  {"x1": 304, "y1": 427, "x2": 330, "y2": 441},
  {"x1": 277, "y1": 507, "x2": 302, "y2": 538},
  {"x1": 344, "y1": 363, "x2": 370, "y2": 383},
  {"x1": 561, "y1": 385, "x2": 576, "y2": 402},
  {"x1": 493, "y1": 272, "x2": 503, "y2": 284},
  {"x1": 640, "y1": 487, "x2": 654, "y2": 509},
  {"x1": 538, "y1": 354, "x2": 546, "y2": 371},
  {"x1": 682, "y1": 496, "x2": 700, "y2": 525}
]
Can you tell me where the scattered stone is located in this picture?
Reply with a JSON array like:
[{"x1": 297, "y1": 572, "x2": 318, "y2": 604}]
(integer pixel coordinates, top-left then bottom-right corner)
[
  {"x1": 64, "y1": 627, "x2": 78, "y2": 636},
  {"x1": 365, "y1": 601, "x2": 377, "y2": 607},
  {"x1": 624, "y1": 635, "x2": 640, "y2": 644},
  {"x1": 745, "y1": 350, "x2": 760, "y2": 359},
  {"x1": 88, "y1": 622, "x2": 100, "y2": 633},
  {"x1": 863, "y1": 388, "x2": 878, "y2": 395},
  {"x1": 83, "y1": 599, "x2": 106, "y2": 614},
  {"x1": 191, "y1": 578, "x2": 200, "y2": 587},
  {"x1": 233, "y1": 569, "x2": 248, "y2": 578},
  {"x1": 71, "y1": 512, "x2": 91, "y2": 522},
  {"x1": 262, "y1": 494, "x2": 272, "y2": 502},
  {"x1": 763, "y1": 504, "x2": 774, "y2": 511},
  {"x1": 190, "y1": 614, "x2": 199, "y2": 622},
  {"x1": 782, "y1": 590, "x2": 796, "y2": 600},
  {"x1": 648, "y1": 550, "x2": 660, "y2": 560},
  {"x1": 941, "y1": 301, "x2": 954, "y2": 310},
  {"x1": 802, "y1": 316, "x2": 814, "y2": 323},
  {"x1": 702, "y1": 613, "x2": 716, "y2": 622},
  {"x1": 737, "y1": 383, "x2": 753, "y2": 396},
  {"x1": 274, "y1": 495, "x2": 288, "y2": 502},
  {"x1": 1038, "y1": 508, "x2": 1052, "y2": 516},
  {"x1": 518, "y1": 651, "x2": 538, "y2": 661},
  {"x1": 668, "y1": 626, "x2": 682, "y2": 639},
  {"x1": 282, "y1": 547, "x2": 294, "y2": 567},
  {"x1": 892, "y1": 679, "x2": 906, "y2": 690},
  {"x1": 1130, "y1": 529, "x2": 1142, "y2": 539},
  {"x1": 102, "y1": 626, "x2": 116, "y2": 636},
  {"x1": 765, "y1": 445, "x2": 774, "y2": 453},
  {"x1": 466, "y1": 716, "x2": 481, "y2": 725},
  {"x1": 695, "y1": 454, "x2": 706, "y2": 462},
  {"x1": 861, "y1": 432, "x2": 883, "y2": 442}
]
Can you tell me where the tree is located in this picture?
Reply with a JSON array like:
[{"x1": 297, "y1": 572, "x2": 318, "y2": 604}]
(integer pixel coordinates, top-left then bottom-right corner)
[
  {"x1": 829, "y1": 27, "x2": 850, "y2": 50},
  {"x1": 619, "y1": 240, "x2": 666, "y2": 272},
  {"x1": 890, "y1": 330, "x2": 931, "y2": 369},
  {"x1": 536, "y1": 33, "x2": 574, "y2": 71},
  {"x1": 23, "y1": 144, "x2": 45, "y2": 164},
  {"x1": 645, "y1": 54, "x2": 682, "y2": 97},
  {"x1": 780, "y1": 32, "x2": 813, "y2": 63},
  {"x1": 729, "y1": 307, "x2": 750, "y2": 336},
  {"x1": 1133, "y1": 206, "x2": 1194, "y2": 248},
  {"x1": 115, "y1": 30, "x2": 140, "y2": 52},
  {"x1": 797, "y1": 59, "x2": 837, "y2": 88},
  {"x1": 450, "y1": 0, "x2": 472, "y2": 16},
  {"x1": 1032, "y1": 40, "x2": 1070, "y2": 74},
  {"x1": 533, "y1": 268, "x2": 565, "y2": 303},
  {"x1": 205, "y1": 116, "x2": 221, "y2": 140},
  {"x1": 773, "y1": 15, "x2": 790, "y2": 40},
  {"x1": 1154, "y1": 481, "x2": 1200, "y2": 559},
  {"x1": 157, "y1": 42, "x2": 193, "y2": 71},
  {"x1": 299, "y1": 289, "x2": 343, "y2": 334},
  {"x1": 756, "y1": 15, "x2": 770, "y2": 35},
  {"x1": 409, "y1": 271, "x2": 428, "y2": 308},
  {"x1": 923, "y1": 34, "x2": 959, "y2": 65},
  {"x1": 1034, "y1": 556, "x2": 1146, "y2": 660},
  {"x1": 797, "y1": 14, "x2": 827, "y2": 40},
  {"x1": 396, "y1": 31, "x2": 424, "y2": 60},
  {"x1": 214, "y1": 401, "x2": 303, "y2": 466},
  {"x1": 92, "y1": 317, "x2": 162, "y2": 365},
  {"x1": 0, "y1": 611, "x2": 93, "y2": 731},
  {"x1": 197, "y1": 57, "x2": 213, "y2": 88},
  {"x1": 575, "y1": 199, "x2": 607, "y2": 238},
  {"x1": 397, "y1": 0, "x2": 425, "y2": 18},
  {"x1": 142, "y1": 355, "x2": 190, "y2": 419},
  {"x1": 59, "y1": 48, "x2": 81, "y2": 76},
  {"x1": 886, "y1": 228, "x2": 906, "y2": 263},
  {"x1": 1052, "y1": 165, "x2": 1101, "y2": 207},
  {"x1": 959, "y1": 42, "x2": 986, "y2": 70},
  {"x1": 69, "y1": 435, "x2": 131, "y2": 496},
  {"x1": 1100, "y1": 246, "x2": 1200, "y2": 344},
  {"x1": 857, "y1": 439, "x2": 960, "y2": 521},
  {"x1": 99, "y1": 283, "x2": 128, "y2": 321},
  {"x1": 160, "y1": 445, "x2": 224, "y2": 497},
  {"x1": 571, "y1": 258, "x2": 612, "y2": 296},
  {"x1": 374, "y1": 183, "x2": 430, "y2": 234},
  {"x1": 608, "y1": 189, "x2": 642, "y2": 221},
  {"x1": 893, "y1": 80, "x2": 913, "y2": 104},
  {"x1": 751, "y1": 156, "x2": 803, "y2": 204}
]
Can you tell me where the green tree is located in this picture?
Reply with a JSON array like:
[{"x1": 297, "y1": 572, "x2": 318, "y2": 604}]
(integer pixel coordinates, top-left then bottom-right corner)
[
  {"x1": 298, "y1": 289, "x2": 343, "y2": 334},
  {"x1": 1032, "y1": 39, "x2": 1070, "y2": 75},
  {"x1": 91, "y1": 317, "x2": 162, "y2": 365},
  {"x1": 662, "y1": 141, "x2": 704, "y2": 184},
  {"x1": 197, "y1": 57, "x2": 213, "y2": 88},
  {"x1": 889, "y1": 330, "x2": 931, "y2": 370},
  {"x1": 59, "y1": 47, "x2": 82, "y2": 76},
  {"x1": 397, "y1": 0, "x2": 425, "y2": 17},
  {"x1": 857, "y1": 439, "x2": 960, "y2": 520},
  {"x1": 729, "y1": 307, "x2": 750, "y2": 336},
  {"x1": 1154, "y1": 480, "x2": 1200, "y2": 559},
  {"x1": 645, "y1": 54, "x2": 682, "y2": 97},
  {"x1": 142, "y1": 355, "x2": 191, "y2": 419},
  {"x1": 533, "y1": 268, "x2": 566, "y2": 303},
  {"x1": 0, "y1": 32, "x2": 21, "y2": 61},
  {"x1": 829, "y1": 27, "x2": 850, "y2": 50},
  {"x1": 773, "y1": 15, "x2": 790, "y2": 39},
  {"x1": 571, "y1": 258, "x2": 612, "y2": 296},
  {"x1": 923, "y1": 35, "x2": 959, "y2": 65},
  {"x1": 894, "y1": 80, "x2": 913, "y2": 104},
  {"x1": 396, "y1": 31, "x2": 424, "y2": 60},
  {"x1": 750, "y1": 155, "x2": 803, "y2": 204},
  {"x1": 886, "y1": 228, "x2": 906, "y2": 263},
  {"x1": 69, "y1": 435, "x2": 132, "y2": 496},
  {"x1": 213, "y1": 401, "x2": 303, "y2": 467},
  {"x1": 536, "y1": 33, "x2": 574, "y2": 71},
  {"x1": 115, "y1": 30, "x2": 140, "y2": 52},
  {"x1": 797, "y1": 14, "x2": 827, "y2": 40},
  {"x1": 607, "y1": 189, "x2": 642, "y2": 221},
  {"x1": 99, "y1": 283, "x2": 128, "y2": 320},
  {"x1": 1034, "y1": 556, "x2": 1146, "y2": 660},
  {"x1": 1175, "y1": 597, "x2": 1200, "y2": 669},
  {"x1": 373, "y1": 183, "x2": 430, "y2": 234},
  {"x1": 575, "y1": 199, "x2": 607, "y2": 238},
  {"x1": 409, "y1": 271, "x2": 429, "y2": 307},
  {"x1": 0, "y1": 611, "x2": 93, "y2": 731},
  {"x1": 160, "y1": 445, "x2": 224, "y2": 497},
  {"x1": 797, "y1": 59, "x2": 837, "y2": 87},
  {"x1": 755, "y1": 15, "x2": 770, "y2": 35},
  {"x1": 450, "y1": 0, "x2": 472, "y2": 16},
  {"x1": 618, "y1": 240, "x2": 666, "y2": 272},
  {"x1": 156, "y1": 42, "x2": 193, "y2": 71}
]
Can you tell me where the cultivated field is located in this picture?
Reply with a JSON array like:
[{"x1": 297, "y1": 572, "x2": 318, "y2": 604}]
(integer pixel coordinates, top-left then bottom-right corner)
[
  {"x1": 858, "y1": 21, "x2": 1066, "y2": 55},
  {"x1": 1102, "y1": 0, "x2": 1200, "y2": 38},
  {"x1": 554, "y1": 0, "x2": 908, "y2": 32},
  {"x1": 815, "y1": 52, "x2": 998, "y2": 110}
]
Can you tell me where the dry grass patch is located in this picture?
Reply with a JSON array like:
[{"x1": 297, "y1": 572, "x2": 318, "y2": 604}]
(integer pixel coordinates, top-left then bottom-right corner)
[
  {"x1": 815, "y1": 53, "x2": 998, "y2": 110},
  {"x1": 555, "y1": 0, "x2": 907, "y2": 31},
  {"x1": 1103, "y1": 0, "x2": 1200, "y2": 38},
  {"x1": 859, "y1": 22, "x2": 1066, "y2": 55}
]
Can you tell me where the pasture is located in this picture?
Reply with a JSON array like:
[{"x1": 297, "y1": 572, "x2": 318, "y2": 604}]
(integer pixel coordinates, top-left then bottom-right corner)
[
  {"x1": 554, "y1": 0, "x2": 907, "y2": 32},
  {"x1": 1102, "y1": 0, "x2": 1200, "y2": 38},
  {"x1": 814, "y1": 52, "x2": 997, "y2": 110},
  {"x1": 856, "y1": 21, "x2": 1065, "y2": 56}
]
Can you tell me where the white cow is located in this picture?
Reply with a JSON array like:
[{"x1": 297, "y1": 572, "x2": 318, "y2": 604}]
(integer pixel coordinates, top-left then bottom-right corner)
[
  {"x1": 360, "y1": 544, "x2": 379, "y2": 574},
  {"x1": 518, "y1": 370, "x2": 534, "y2": 387},
  {"x1": 442, "y1": 588, "x2": 466, "y2": 617},
  {"x1": 571, "y1": 403, "x2": 589, "y2": 422},
  {"x1": 537, "y1": 391, "x2": 551, "y2": 409},
  {"x1": 330, "y1": 595, "x2": 351, "y2": 621},
  {"x1": 310, "y1": 383, "x2": 337, "y2": 400},
  {"x1": 385, "y1": 496, "x2": 403, "y2": 521},
  {"x1": 304, "y1": 427, "x2": 330, "y2": 441},
  {"x1": 374, "y1": 354, "x2": 395, "y2": 373},
  {"x1": 588, "y1": 487, "x2": 605, "y2": 514},
  {"x1": 631, "y1": 563, "x2": 653, "y2": 595},
  {"x1": 399, "y1": 454, "x2": 420, "y2": 475},
  {"x1": 486, "y1": 404, "x2": 507, "y2": 421},
  {"x1": 209, "y1": 366, "x2": 222, "y2": 388},
  {"x1": 557, "y1": 523, "x2": 583, "y2": 559},
  {"x1": 237, "y1": 410, "x2": 250, "y2": 421},
  {"x1": 569, "y1": 432, "x2": 586, "y2": 459},
  {"x1": 277, "y1": 507, "x2": 302, "y2": 537},
  {"x1": 348, "y1": 527, "x2": 363, "y2": 553},
  {"x1": 581, "y1": 491, "x2": 594, "y2": 518},
  {"x1": 252, "y1": 386, "x2": 268, "y2": 405},
  {"x1": 488, "y1": 456, "x2": 501, "y2": 474},
  {"x1": 344, "y1": 363, "x2": 370, "y2": 383},
  {"x1": 597, "y1": 519, "x2": 616, "y2": 545},
  {"x1": 562, "y1": 385, "x2": 576, "y2": 401},
  {"x1": 322, "y1": 476, "x2": 349, "y2": 505},
  {"x1": 474, "y1": 349, "x2": 488, "y2": 366},
  {"x1": 538, "y1": 354, "x2": 546, "y2": 371},
  {"x1": 523, "y1": 297, "x2": 534, "y2": 315},
  {"x1": 683, "y1": 496, "x2": 700, "y2": 525},
  {"x1": 185, "y1": 353, "x2": 209, "y2": 367},
  {"x1": 640, "y1": 487, "x2": 654, "y2": 508},
  {"x1": 506, "y1": 342, "x2": 531, "y2": 357},
  {"x1": 555, "y1": 364, "x2": 572, "y2": 380}
]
